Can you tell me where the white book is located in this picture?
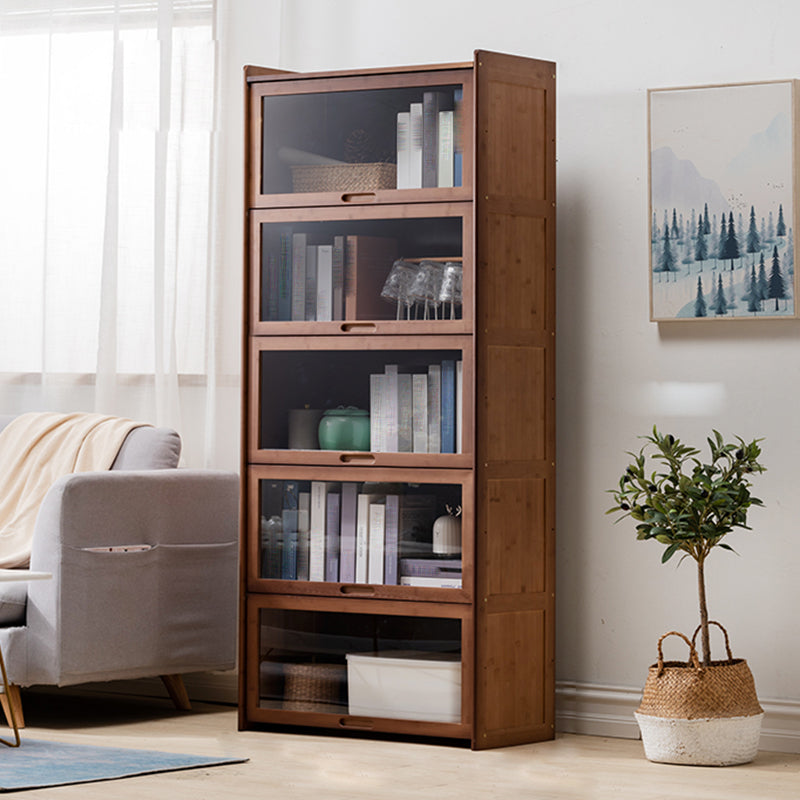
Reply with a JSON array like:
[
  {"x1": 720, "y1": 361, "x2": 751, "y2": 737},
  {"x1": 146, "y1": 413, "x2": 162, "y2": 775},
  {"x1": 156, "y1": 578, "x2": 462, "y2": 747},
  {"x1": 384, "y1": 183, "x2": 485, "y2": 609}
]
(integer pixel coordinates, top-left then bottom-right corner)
[
  {"x1": 367, "y1": 501, "x2": 386, "y2": 585},
  {"x1": 427, "y1": 363, "x2": 441, "y2": 453},
  {"x1": 412, "y1": 373, "x2": 428, "y2": 453},
  {"x1": 296, "y1": 491, "x2": 311, "y2": 581},
  {"x1": 456, "y1": 359, "x2": 462, "y2": 454},
  {"x1": 400, "y1": 575, "x2": 463, "y2": 589},
  {"x1": 356, "y1": 493, "x2": 382, "y2": 583},
  {"x1": 396, "y1": 111, "x2": 410, "y2": 190},
  {"x1": 437, "y1": 110, "x2": 454, "y2": 188},
  {"x1": 304, "y1": 245, "x2": 317, "y2": 321},
  {"x1": 369, "y1": 373, "x2": 388, "y2": 452},
  {"x1": 309, "y1": 481, "x2": 330, "y2": 581},
  {"x1": 384, "y1": 364, "x2": 399, "y2": 452},
  {"x1": 291, "y1": 233, "x2": 307, "y2": 321},
  {"x1": 397, "y1": 372, "x2": 413, "y2": 453},
  {"x1": 316, "y1": 244, "x2": 333, "y2": 321},
  {"x1": 408, "y1": 102, "x2": 423, "y2": 189}
]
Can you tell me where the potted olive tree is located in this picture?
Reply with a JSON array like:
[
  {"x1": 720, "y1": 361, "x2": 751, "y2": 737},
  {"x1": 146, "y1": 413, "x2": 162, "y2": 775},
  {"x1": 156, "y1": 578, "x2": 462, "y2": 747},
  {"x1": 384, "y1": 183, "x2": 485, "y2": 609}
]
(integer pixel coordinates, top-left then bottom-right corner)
[{"x1": 608, "y1": 427, "x2": 766, "y2": 765}]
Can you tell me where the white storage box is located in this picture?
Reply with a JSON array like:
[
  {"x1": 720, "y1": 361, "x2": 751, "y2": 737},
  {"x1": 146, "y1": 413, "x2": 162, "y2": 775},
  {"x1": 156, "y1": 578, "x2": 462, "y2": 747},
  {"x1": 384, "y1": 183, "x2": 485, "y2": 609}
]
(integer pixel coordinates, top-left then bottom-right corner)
[{"x1": 346, "y1": 651, "x2": 461, "y2": 723}]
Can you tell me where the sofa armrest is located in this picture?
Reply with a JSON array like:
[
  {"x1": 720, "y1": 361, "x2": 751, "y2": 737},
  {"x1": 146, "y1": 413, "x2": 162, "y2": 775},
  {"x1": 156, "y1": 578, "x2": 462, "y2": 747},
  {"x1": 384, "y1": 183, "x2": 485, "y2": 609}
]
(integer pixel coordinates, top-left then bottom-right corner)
[{"x1": 22, "y1": 469, "x2": 239, "y2": 687}]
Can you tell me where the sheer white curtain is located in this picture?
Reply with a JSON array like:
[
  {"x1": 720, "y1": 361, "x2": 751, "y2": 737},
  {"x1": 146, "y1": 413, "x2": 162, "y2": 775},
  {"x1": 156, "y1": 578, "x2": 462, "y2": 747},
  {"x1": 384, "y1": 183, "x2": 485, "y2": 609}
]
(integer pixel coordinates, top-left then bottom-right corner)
[{"x1": 0, "y1": 0, "x2": 239, "y2": 468}]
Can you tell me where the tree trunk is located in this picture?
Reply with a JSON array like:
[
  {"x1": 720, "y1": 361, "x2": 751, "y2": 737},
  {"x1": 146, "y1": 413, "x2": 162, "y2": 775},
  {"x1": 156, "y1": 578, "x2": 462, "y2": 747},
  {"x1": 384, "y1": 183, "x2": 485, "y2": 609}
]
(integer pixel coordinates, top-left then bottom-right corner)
[{"x1": 697, "y1": 556, "x2": 711, "y2": 665}]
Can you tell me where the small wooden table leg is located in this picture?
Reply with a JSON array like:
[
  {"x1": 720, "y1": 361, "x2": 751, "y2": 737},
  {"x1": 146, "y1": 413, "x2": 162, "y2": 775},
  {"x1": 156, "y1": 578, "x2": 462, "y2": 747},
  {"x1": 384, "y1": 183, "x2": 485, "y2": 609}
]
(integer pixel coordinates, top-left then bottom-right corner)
[
  {"x1": 0, "y1": 647, "x2": 20, "y2": 747},
  {"x1": 160, "y1": 674, "x2": 191, "y2": 711}
]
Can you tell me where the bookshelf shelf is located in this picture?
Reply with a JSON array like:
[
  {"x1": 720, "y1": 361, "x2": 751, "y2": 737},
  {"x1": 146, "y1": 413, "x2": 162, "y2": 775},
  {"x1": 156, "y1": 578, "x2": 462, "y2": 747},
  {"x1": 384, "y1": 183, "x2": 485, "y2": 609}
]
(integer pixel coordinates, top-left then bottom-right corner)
[{"x1": 240, "y1": 50, "x2": 556, "y2": 750}]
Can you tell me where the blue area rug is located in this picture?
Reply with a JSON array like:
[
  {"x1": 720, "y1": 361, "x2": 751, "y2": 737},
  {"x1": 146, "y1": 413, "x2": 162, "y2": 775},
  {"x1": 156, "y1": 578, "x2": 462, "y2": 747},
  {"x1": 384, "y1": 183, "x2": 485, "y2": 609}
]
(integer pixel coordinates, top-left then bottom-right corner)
[{"x1": 0, "y1": 738, "x2": 247, "y2": 791}]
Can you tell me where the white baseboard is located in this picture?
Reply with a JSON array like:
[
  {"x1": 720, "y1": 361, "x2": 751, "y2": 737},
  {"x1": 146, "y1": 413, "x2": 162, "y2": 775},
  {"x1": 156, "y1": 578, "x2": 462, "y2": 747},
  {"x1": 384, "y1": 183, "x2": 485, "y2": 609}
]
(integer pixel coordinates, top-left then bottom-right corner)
[{"x1": 556, "y1": 681, "x2": 800, "y2": 755}]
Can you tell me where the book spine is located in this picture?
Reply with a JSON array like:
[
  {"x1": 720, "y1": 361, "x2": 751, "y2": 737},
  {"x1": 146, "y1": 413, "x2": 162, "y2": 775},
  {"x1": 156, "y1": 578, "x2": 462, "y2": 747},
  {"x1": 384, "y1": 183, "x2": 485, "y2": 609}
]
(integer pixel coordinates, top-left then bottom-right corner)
[
  {"x1": 396, "y1": 110, "x2": 410, "y2": 190},
  {"x1": 456, "y1": 359, "x2": 463, "y2": 454},
  {"x1": 397, "y1": 372, "x2": 413, "y2": 452},
  {"x1": 309, "y1": 481, "x2": 327, "y2": 581},
  {"x1": 408, "y1": 102, "x2": 423, "y2": 189},
  {"x1": 411, "y1": 373, "x2": 428, "y2": 453},
  {"x1": 427, "y1": 363, "x2": 441, "y2": 453},
  {"x1": 367, "y1": 501, "x2": 385, "y2": 584},
  {"x1": 325, "y1": 491, "x2": 341, "y2": 582},
  {"x1": 280, "y1": 509, "x2": 298, "y2": 580},
  {"x1": 332, "y1": 235, "x2": 345, "y2": 321},
  {"x1": 338, "y1": 482, "x2": 358, "y2": 583},
  {"x1": 291, "y1": 233, "x2": 306, "y2": 321},
  {"x1": 261, "y1": 232, "x2": 279, "y2": 321},
  {"x1": 384, "y1": 364, "x2": 399, "y2": 452},
  {"x1": 383, "y1": 494, "x2": 400, "y2": 585},
  {"x1": 440, "y1": 359, "x2": 456, "y2": 454},
  {"x1": 399, "y1": 558, "x2": 462, "y2": 577},
  {"x1": 422, "y1": 91, "x2": 441, "y2": 188},
  {"x1": 316, "y1": 244, "x2": 333, "y2": 321},
  {"x1": 355, "y1": 493, "x2": 372, "y2": 583},
  {"x1": 296, "y1": 490, "x2": 311, "y2": 581},
  {"x1": 437, "y1": 110, "x2": 454, "y2": 188},
  {"x1": 400, "y1": 576, "x2": 462, "y2": 589},
  {"x1": 278, "y1": 232, "x2": 293, "y2": 321},
  {"x1": 453, "y1": 87, "x2": 463, "y2": 187},
  {"x1": 369, "y1": 373, "x2": 386, "y2": 453},
  {"x1": 304, "y1": 244, "x2": 317, "y2": 321}
]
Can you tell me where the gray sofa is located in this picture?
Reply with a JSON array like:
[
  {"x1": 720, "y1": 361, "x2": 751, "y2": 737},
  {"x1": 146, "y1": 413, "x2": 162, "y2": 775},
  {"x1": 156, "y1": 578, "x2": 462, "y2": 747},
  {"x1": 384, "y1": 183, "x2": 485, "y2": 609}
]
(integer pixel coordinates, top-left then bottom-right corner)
[{"x1": 0, "y1": 415, "x2": 239, "y2": 725}]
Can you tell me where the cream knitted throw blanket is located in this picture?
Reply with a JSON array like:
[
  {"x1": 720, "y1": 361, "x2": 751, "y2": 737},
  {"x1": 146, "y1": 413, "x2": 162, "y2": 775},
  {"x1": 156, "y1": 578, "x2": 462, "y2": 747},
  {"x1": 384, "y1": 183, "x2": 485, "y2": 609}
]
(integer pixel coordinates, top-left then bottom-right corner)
[{"x1": 0, "y1": 412, "x2": 147, "y2": 568}]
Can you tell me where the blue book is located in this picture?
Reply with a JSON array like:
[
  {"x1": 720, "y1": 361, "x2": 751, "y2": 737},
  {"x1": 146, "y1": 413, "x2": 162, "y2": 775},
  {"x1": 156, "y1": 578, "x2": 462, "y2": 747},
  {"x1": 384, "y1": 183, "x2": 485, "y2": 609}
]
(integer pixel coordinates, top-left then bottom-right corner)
[
  {"x1": 325, "y1": 492, "x2": 341, "y2": 582},
  {"x1": 440, "y1": 359, "x2": 456, "y2": 453},
  {"x1": 277, "y1": 232, "x2": 293, "y2": 321},
  {"x1": 453, "y1": 87, "x2": 463, "y2": 187},
  {"x1": 280, "y1": 509, "x2": 298, "y2": 580}
]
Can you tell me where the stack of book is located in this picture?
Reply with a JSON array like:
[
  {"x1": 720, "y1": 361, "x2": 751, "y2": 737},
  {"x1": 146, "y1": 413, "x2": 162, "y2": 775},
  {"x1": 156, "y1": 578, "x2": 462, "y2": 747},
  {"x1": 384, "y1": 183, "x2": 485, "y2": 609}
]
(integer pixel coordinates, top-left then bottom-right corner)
[
  {"x1": 399, "y1": 557, "x2": 462, "y2": 589},
  {"x1": 262, "y1": 233, "x2": 398, "y2": 322},
  {"x1": 260, "y1": 480, "x2": 451, "y2": 586},
  {"x1": 396, "y1": 88, "x2": 463, "y2": 190},
  {"x1": 369, "y1": 360, "x2": 462, "y2": 453}
]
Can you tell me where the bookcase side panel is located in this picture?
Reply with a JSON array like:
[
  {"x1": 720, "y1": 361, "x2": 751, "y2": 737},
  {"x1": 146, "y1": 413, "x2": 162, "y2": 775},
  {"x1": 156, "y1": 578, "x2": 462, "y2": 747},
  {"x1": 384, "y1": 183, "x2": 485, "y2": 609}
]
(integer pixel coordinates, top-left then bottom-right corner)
[{"x1": 473, "y1": 52, "x2": 556, "y2": 749}]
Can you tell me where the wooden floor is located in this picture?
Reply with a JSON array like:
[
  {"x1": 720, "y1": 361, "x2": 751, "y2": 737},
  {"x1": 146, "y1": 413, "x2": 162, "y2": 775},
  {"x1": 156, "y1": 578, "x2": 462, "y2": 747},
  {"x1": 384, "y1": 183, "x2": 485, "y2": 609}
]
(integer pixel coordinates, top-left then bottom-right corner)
[{"x1": 6, "y1": 690, "x2": 800, "y2": 798}]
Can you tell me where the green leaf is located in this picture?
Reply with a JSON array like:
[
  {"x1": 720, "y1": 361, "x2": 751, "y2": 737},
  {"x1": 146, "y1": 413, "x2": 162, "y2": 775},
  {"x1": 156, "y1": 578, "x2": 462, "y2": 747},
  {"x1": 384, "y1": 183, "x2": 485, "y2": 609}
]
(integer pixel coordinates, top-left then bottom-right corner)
[{"x1": 661, "y1": 543, "x2": 681, "y2": 563}]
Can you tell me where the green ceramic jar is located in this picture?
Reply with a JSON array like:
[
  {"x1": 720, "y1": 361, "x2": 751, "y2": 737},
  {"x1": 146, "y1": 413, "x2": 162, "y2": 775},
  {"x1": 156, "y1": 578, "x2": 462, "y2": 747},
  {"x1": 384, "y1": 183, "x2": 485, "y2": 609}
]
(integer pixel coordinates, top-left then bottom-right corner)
[{"x1": 318, "y1": 407, "x2": 370, "y2": 451}]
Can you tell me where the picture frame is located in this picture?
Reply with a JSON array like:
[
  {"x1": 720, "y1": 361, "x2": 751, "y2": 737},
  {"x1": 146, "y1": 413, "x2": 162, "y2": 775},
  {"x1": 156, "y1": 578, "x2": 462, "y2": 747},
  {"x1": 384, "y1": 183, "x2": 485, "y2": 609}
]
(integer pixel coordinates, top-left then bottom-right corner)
[{"x1": 648, "y1": 80, "x2": 798, "y2": 321}]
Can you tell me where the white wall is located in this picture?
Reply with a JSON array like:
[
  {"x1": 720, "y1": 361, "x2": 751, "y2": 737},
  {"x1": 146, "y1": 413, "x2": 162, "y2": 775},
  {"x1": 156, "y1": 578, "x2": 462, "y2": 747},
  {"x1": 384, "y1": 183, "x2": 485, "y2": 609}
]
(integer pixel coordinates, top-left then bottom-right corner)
[{"x1": 218, "y1": 0, "x2": 800, "y2": 731}]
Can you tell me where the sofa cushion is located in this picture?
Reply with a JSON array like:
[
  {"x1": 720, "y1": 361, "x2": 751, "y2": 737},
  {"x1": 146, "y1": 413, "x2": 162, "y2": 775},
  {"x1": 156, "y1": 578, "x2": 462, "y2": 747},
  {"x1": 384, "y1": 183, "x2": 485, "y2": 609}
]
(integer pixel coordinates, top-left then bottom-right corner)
[
  {"x1": 0, "y1": 582, "x2": 26, "y2": 626},
  {"x1": 110, "y1": 426, "x2": 181, "y2": 470}
]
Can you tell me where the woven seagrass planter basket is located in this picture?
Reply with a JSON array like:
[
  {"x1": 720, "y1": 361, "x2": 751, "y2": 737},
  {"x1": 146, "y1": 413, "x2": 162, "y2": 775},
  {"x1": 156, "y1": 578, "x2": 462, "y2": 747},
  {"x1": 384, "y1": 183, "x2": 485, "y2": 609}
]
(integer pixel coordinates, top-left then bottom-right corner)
[{"x1": 635, "y1": 623, "x2": 763, "y2": 766}]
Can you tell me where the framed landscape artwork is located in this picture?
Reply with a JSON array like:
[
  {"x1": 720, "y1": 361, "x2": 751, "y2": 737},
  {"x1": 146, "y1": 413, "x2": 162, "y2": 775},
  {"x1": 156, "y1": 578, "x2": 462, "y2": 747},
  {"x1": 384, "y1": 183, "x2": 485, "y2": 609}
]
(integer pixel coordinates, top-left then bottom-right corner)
[{"x1": 649, "y1": 80, "x2": 798, "y2": 321}]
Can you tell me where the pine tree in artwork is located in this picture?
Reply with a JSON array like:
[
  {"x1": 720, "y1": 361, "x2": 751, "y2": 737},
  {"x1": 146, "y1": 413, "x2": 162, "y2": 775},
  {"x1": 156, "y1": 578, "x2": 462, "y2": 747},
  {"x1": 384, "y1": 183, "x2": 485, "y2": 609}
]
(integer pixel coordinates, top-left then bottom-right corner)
[
  {"x1": 658, "y1": 225, "x2": 677, "y2": 279},
  {"x1": 721, "y1": 211, "x2": 740, "y2": 270},
  {"x1": 757, "y1": 252, "x2": 768, "y2": 309},
  {"x1": 694, "y1": 276, "x2": 707, "y2": 317},
  {"x1": 712, "y1": 274, "x2": 728, "y2": 316},
  {"x1": 718, "y1": 214, "x2": 728, "y2": 260},
  {"x1": 777, "y1": 204, "x2": 786, "y2": 237},
  {"x1": 768, "y1": 211, "x2": 775, "y2": 242},
  {"x1": 746, "y1": 206, "x2": 760, "y2": 263},
  {"x1": 694, "y1": 225, "x2": 708, "y2": 269},
  {"x1": 747, "y1": 265, "x2": 760, "y2": 314},
  {"x1": 671, "y1": 209, "x2": 680, "y2": 240},
  {"x1": 703, "y1": 203, "x2": 710, "y2": 235},
  {"x1": 768, "y1": 245, "x2": 787, "y2": 311},
  {"x1": 652, "y1": 211, "x2": 658, "y2": 243}
]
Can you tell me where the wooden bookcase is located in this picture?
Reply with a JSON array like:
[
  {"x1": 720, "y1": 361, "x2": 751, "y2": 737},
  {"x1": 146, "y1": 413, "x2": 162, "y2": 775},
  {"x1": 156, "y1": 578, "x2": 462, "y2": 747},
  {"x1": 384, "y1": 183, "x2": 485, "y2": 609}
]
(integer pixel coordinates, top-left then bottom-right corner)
[{"x1": 239, "y1": 50, "x2": 556, "y2": 750}]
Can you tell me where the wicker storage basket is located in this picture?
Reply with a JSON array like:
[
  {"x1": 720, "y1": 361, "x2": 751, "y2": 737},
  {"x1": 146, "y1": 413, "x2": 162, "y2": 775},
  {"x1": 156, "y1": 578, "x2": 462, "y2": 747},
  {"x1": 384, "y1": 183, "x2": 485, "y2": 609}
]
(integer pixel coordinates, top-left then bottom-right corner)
[
  {"x1": 282, "y1": 662, "x2": 347, "y2": 713},
  {"x1": 635, "y1": 623, "x2": 763, "y2": 765},
  {"x1": 291, "y1": 162, "x2": 397, "y2": 193}
]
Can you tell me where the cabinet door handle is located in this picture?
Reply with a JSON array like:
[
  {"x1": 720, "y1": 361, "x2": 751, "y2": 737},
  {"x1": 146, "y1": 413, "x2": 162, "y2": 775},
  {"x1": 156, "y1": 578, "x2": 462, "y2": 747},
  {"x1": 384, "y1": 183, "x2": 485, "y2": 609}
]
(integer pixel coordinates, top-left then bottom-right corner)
[
  {"x1": 339, "y1": 585, "x2": 376, "y2": 596},
  {"x1": 339, "y1": 453, "x2": 376, "y2": 464},
  {"x1": 340, "y1": 192, "x2": 376, "y2": 203},
  {"x1": 339, "y1": 717, "x2": 375, "y2": 729},
  {"x1": 340, "y1": 322, "x2": 377, "y2": 333}
]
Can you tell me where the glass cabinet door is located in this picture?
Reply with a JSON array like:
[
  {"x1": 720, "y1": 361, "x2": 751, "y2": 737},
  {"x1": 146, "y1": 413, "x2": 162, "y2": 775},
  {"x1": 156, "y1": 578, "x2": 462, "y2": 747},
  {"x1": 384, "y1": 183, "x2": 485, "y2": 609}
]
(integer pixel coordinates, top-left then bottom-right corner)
[
  {"x1": 249, "y1": 204, "x2": 471, "y2": 332},
  {"x1": 252, "y1": 604, "x2": 465, "y2": 726},
  {"x1": 249, "y1": 70, "x2": 473, "y2": 205}
]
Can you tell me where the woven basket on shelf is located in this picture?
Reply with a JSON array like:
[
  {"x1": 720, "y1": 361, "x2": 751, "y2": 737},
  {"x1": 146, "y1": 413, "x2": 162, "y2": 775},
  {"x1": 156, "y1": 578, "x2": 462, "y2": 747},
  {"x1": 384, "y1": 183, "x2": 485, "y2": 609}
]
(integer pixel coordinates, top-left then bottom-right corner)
[
  {"x1": 282, "y1": 662, "x2": 347, "y2": 713},
  {"x1": 291, "y1": 162, "x2": 397, "y2": 193},
  {"x1": 635, "y1": 622, "x2": 763, "y2": 766}
]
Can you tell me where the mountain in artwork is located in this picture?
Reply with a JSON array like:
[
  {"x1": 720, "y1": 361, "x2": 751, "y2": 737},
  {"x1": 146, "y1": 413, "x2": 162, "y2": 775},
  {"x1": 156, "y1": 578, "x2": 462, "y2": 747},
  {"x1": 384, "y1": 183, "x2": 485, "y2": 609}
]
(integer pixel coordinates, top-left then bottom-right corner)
[{"x1": 650, "y1": 146, "x2": 729, "y2": 218}]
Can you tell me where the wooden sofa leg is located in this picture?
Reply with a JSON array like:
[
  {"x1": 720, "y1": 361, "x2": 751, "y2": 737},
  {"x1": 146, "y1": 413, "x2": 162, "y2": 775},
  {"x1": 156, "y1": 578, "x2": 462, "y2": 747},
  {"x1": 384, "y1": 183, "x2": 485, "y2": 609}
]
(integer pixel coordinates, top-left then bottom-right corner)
[
  {"x1": 0, "y1": 685, "x2": 24, "y2": 730},
  {"x1": 160, "y1": 674, "x2": 191, "y2": 711}
]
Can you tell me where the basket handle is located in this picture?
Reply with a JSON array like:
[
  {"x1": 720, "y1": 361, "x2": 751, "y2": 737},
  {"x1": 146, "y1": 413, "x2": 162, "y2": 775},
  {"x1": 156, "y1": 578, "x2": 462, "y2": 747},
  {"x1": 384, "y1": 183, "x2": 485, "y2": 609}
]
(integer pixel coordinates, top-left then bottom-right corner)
[
  {"x1": 690, "y1": 620, "x2": 734, "y2": 661},
  {"x1": 656, "y1": 630, "x2": 702, "y2": 677}
]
